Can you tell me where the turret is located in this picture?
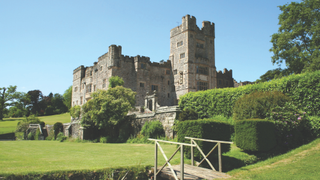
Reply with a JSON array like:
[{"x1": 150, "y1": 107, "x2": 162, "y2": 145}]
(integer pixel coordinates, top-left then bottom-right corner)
[{"x1": 109, "y1": 45, "x2": 122, "y2": 67}]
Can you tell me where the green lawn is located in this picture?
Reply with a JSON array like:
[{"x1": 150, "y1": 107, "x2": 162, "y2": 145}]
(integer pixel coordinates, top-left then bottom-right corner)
[
  {"x1": 223, "y1": 138, "x2": 320, "y2": 180},
  {"x1": 0, "y1": 141, "x2": 184, "y2": 174},
  {"x1": 0, "y1": 113, "x2": 71, "y2": 135}
]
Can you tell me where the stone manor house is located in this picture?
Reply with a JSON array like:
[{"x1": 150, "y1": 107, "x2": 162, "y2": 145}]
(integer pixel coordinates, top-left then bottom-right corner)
[{"x1": 72, "y1": 15, "x2": 234, "y2": 108}]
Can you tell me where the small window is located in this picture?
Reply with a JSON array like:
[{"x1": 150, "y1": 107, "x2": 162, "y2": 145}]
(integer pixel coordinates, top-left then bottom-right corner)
[
  {"x1": 80, "y1": 97, "x2": 83, "y2": 105},
  {"x1": 102, "y1": 79, "x2": 106, "y2": 88},
  {"x1": 168, "y1": 80, "x2": 170, "y2": 85},
  {"x1": 173, "y1": 69, "x2": 177, "y2": 75},
  {"x1": 180, "y1": 53, "x2": 185, "y2": 59},
  {"x1": 100, "y1": 66, "x2": 103, "y2": 71},
  {"x1": 219, "y1": 80, "x2": 222, "y2": 85},
  {"x1": 177, "y1": 41, "x2": 183, "y2": 47},
  {"x1": 140, "y1": 83, "x2": 144, "y2": 87},
  {"x1": 93, "y1": 85, "x2": 96, "y2": 91},
  {"x1": 196, "y1": 43, "x2": 204, "y2": 49},
  {"x1": 74, "y1": 87, "x2": 78, "y2": 92},
  {"x1": 210, "y1": 40, "x2": 213, "y2": 44},
  {"x1": 190, "y1": 34, "x2": 193, "y2": 38},
  {"x1": 166, "y1": 69, "x2": 170, "y2": 75},
  {"x1": 89, "y1": 71, "x2": 93, "y2": 76},
  {"x1": 141, "y1": 63, "x2": 146, "y2": 69},
  {"x1": 168, "y1": 93, "x2": 170, "y2": 98},
  {"x1": 151, "y1": 85, "x2": 158, "y2": 92}
]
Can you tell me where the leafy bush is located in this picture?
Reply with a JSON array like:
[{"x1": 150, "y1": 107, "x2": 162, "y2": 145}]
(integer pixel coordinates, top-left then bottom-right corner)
[
  {"x1": 267, "y1": 102, "x2": 310, "y2": 149},
  {"x1": 140, "y1": 121, "x2": 165, "y2": 138},
  {"x1": 34, "y1": 129, "x2": 40, "y2": 140},
  {"x1": 178, "y1": 108, "x2": 198, "y2": 121},
  {"x1": 70, "y1": 105, "x2": 81, "y2": 119},
  {"x1": 210, "y1": 115, "x2": 234, "y2": 125},
  {"x1": 177, "y1": 119, "x2": 233, "y2": 161},
  {"x1": 235, "y1": 119, "x2": 276, "y2": 152},
  {"x1": 179, "y1": 71, "x2": 320, "y2": 118},
  {"x1": 308, "y1": 116, "x2": 320, "y2": 138},
  {"x1": 100, "y1": 136, "x2": 107, "y2": 143},
  {"x1": 27, "y1": 132, "x2": 34, "y2": 140},
  {"x1": 126, "y1": 134, "x2": 152, "y2": 144},
  {"x1": 56, "y1": 132, "x2": 67, "y2": 142},
  {"x1": 53, "y1": 122, "x2": 64, "y2": 139},
  {"x1": 233, "y1": 91, "x2": 291, "y2": 120}
]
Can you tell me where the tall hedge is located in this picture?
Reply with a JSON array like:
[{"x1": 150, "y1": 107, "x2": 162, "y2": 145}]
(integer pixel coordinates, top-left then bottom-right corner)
[
  {"x1": 179, "y1": 71, "x2": 320, "y2": 118},
  {"x1": 235, "y1": 119, "x2": 276, "y2": 152},
  {"x1": 176, "y1": 119, "x2": 233, "y2": 161}
]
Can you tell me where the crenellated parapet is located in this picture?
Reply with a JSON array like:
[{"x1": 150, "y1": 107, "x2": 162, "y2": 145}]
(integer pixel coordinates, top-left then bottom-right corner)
[
  {"x1": 217, "y1": 68, "x2": 233, "y2": 78},
  {"x1": 170, "y1": 14, "x2": 215, "y2": 38}
]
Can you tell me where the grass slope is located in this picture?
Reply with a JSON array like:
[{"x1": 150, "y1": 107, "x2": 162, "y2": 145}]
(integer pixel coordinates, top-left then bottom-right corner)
[
  {"x1": 0, "y1": 113, "x2": 71, "y2": 135},
  {"x1": 224, "y1": 138, "x2": 320, "y2": 180},
  {"x1": 0, "y1": 141, "x2": 182, "y2": 174}
]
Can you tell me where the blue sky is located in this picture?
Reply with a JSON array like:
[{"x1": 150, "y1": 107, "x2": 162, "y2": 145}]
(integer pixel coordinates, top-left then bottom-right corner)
[{"x1": 0, "y1": 0, "x2": 300, "y2": 96}]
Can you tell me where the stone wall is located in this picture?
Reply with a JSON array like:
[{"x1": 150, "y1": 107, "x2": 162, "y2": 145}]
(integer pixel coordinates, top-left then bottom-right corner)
[{"x1": 132, "y1": 106, "x2": 180, "y2": 138}]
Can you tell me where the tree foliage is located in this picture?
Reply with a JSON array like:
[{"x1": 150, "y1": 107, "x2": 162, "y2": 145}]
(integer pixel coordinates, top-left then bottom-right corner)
[
  {"x1": 81, "y1": 85, "x2": 136, "y2": 139},
  {"x1": 63, "y1": 86, "x2": 72, "y2": 111},
  {"x1": 0, "y1": 86, "x2": 22, "y2": 120},
  {"x1": 270, "y1": 0, "x2": 320, "y2": 73},
  {"x1": 108, "y1": 76, "x2": 124, "y2": 88}
]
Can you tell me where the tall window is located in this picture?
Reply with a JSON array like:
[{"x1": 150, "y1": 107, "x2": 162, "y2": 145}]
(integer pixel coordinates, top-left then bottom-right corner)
[
  {"x1": 140, "y1": 83, "x2": 144, "y2": 87},
  {"x1": 197, "y1": 81, "x2": 208, "y2": 91},
  {"x1": 86, "y1": 84, "x2": 92, "y2": 93},
  {"x1": 196, "y1": 66, "x2": 209, "y2": 75},
  {"x1": 102, "y1": 79, "x2": 106, "y2": 88},
  {"x1": 166, "y1": 69, "x2": 170, "y2": 75},
  {"x1": 151, "y1": 85, "x2": 158, "y2": 92},
  {"x1": 80, "y1": 97, "x2": 83, "y2": 105}
]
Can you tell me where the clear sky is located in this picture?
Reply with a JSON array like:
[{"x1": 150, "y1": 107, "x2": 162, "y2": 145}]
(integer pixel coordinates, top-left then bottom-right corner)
[{"x1": 0, "y1": 0, "x2": 301, "y2": 96}]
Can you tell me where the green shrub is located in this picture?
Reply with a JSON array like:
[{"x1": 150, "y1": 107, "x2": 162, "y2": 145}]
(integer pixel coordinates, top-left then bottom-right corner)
[
  {"x1": 267, "y1": 102, "x2": 311, "y2": 149},
  {"x1": 210, "y1": 115, "x2": 234, "y2": 125},
  {"x1": 308, "y1": 116, "x2": 320, "y2": 138},
  {"x1": 177, "y1": 119, "x2": 233, "y2": 161},
  {"x1": 27, "y1": 132, "x2": 34, "y2": 140},
  {"x1": 53, "y1": 122, "x2": 64, "y2": 139},
  {"x1": 70, "y1": 105, "x2": 81, "y2": 119},
  {"x1": 126, "y1": 134, "x2": 152, "y2": 144},
  {"x1": 140, "y1": 121, "x2": 165, "y2": 138},
  {"x1": 34, "y1": 129, "x2": 40, "y2": 140},
  {"x1": 233, "y1": 91, "x2": 291, "y2": 120},
  {"x1": 179, "y1": 71, "x2": 320, "y2": 118},
  {"x1": 178, "y1": 108, "x2": 198, "y2": 121},
  {"x1": 56, "y1": 132, "x2": 67, "y2": 142},
  {"x1": 235, "y1": 119, "x2": 276, "y2": 152},
  {"x1": 100, "y1": 136, "x2": 107, "y2": 143}
]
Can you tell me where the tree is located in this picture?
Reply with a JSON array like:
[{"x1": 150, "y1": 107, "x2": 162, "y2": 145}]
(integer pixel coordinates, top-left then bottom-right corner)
[
  {"x1": 108, "y1": 76, "x2": 124, "y2": 88},
  {"x1": 270, "y1": 0, "x2": 320, "y2": 74},
  {"x1": 255, "y1": 68, "x2": 291, "y2": 83},
  {"x1": 81, "y1": 84, "x2": 136, "y2": 139},
  {"x1": 63, "y1": 86, "x2": 72, "y2": 111},
  {"x1": 0, "y1": 86, "x2": 21, "y2": 120},
  {"x1": 27, "y1": 90, "x2": 43, "y2": 115}
]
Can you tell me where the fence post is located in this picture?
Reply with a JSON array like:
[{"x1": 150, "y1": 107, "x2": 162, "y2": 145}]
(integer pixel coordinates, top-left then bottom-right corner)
[
  {"x1": 155, "y1": 141, "x2": 158, "y2": 180},
  {"x1": 218, "y1": 142, "x2": 222, "y2": 172},
  {"x1": 191, "y1": 139, "x2": 194, "y2": 166},
  {"x1": 181, "y1": 145, "x2": 184, "y2": 180}
]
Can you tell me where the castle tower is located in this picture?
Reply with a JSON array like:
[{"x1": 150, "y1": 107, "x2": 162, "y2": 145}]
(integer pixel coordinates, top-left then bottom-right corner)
[{"x1": 169, "y1": 15, "x2": 216, "y2": 100}]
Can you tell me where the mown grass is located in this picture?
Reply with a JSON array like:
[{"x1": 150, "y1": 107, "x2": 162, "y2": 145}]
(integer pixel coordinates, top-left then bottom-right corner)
[
  {"x1": 222, "y1": 138, "x2": 320, "y2": 180},
  {"x1": 0, "y1": 113, "x2": 71, "y2": 135},
  {"x1": 0, "y1": 141, "x2": 184, "y2": 174}
]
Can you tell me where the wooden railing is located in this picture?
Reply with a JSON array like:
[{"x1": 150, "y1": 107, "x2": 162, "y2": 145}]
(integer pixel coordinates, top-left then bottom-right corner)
[
  {"x1": 149, "y1": 137, "x2": 233, "y2": 180},
  {"x1": 186, "y1": 137, "x2": 233, "y2": 172},
  {"x1": 148, "y1": 138, "x2": 196, "y2": 180}
]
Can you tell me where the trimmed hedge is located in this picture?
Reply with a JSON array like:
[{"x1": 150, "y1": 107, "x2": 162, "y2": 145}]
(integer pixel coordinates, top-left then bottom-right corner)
[
  {"x1": 179, "y1": 71, "x2": 320, "y2": 118},
  {"x1": 0, "y1": 165, "x2": 151, "y2": 180},
  {"x1": 176, "y1": 119, "x2": 233, "y2": 161},
  {"x1": 233, "y1": 91, "x2": 291, "y2": 120},
  {"x1": 235, "y1": 119, "x2": 276, "y2": 152}
]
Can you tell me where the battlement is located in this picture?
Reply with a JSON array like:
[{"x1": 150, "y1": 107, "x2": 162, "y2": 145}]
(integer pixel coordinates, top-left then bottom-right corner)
[
  {"x1": 170, "y1": 14, "x2": 215, "y2": 37},
  {"x1": 149, "y1": 60, "x2": 171, "y2": 68},
  {"x1": 217, "y1": 68, "x2": 232, "y2": 77},
  {"x1": 134, "y1": 55, "x2": 151, "y2": 63},
  {"x1": 73, "y1": 65, "x2": 85, "y2": 74}
]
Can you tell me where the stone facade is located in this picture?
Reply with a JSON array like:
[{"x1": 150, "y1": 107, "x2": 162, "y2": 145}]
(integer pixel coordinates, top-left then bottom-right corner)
[{"x1": 72, "y1": 15, "x2": 234, "y2": 108}]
